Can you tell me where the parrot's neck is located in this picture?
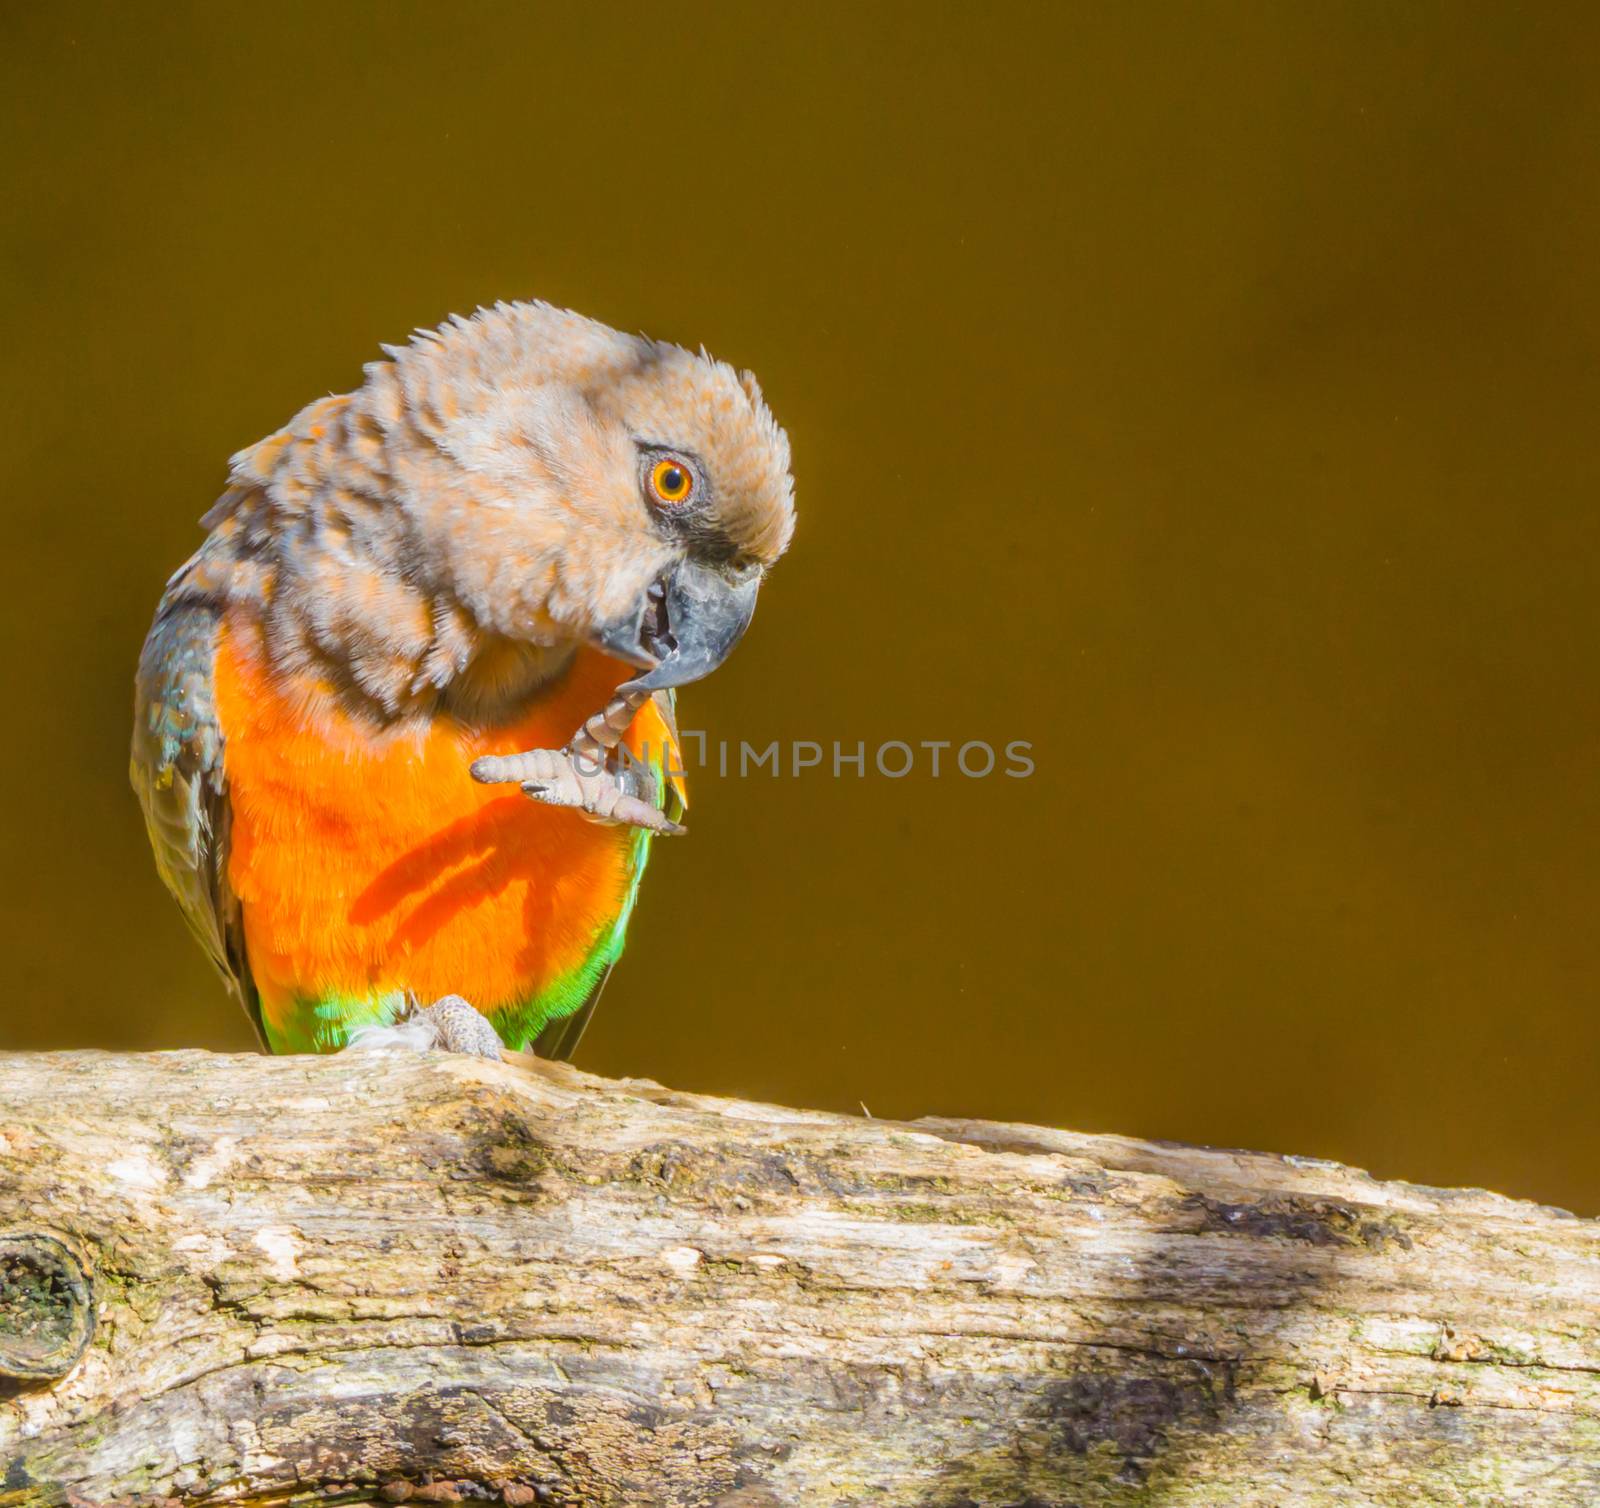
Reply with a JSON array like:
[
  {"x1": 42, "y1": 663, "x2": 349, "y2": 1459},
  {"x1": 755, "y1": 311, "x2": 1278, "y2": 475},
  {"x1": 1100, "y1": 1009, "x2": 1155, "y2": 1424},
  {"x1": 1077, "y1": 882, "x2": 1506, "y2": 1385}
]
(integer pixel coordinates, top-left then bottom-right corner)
[
  {"x1": 437, "y1": 634, "x2": 579, "y2": 726},
  {"x1": 228, "y1": 593, "x2": 584, "y2": 737}
]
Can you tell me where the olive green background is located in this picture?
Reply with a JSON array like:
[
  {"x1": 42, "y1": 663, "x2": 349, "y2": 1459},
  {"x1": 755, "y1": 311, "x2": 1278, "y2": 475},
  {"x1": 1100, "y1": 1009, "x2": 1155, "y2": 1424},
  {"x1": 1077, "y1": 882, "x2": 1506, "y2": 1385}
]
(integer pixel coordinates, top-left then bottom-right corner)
[{"x1": 3, "y1": 2, "x2": 1597, "y2": 1212}]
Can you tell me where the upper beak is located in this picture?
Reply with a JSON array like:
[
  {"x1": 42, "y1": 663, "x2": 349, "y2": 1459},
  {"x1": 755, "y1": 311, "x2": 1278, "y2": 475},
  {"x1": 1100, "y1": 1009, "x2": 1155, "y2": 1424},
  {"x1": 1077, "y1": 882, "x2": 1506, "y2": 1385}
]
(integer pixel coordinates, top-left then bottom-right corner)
[{"x1": 590, "y1": 559, "x2": 761, "y2": 692}]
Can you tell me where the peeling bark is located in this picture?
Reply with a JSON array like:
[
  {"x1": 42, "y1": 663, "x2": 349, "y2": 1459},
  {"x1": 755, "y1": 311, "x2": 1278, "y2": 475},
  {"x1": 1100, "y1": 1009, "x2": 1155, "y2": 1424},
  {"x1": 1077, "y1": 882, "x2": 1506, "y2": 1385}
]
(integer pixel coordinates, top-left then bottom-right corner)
[{"x1": 0, "y1": 1049, "x2": 1597, "y2": 1507}]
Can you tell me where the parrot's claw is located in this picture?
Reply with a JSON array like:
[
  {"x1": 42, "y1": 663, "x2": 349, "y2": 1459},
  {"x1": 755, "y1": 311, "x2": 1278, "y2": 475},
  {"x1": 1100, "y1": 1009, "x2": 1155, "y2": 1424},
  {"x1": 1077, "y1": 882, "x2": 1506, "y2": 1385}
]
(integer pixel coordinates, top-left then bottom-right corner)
[
  {"x1": 345, "y1": 995, "x2": 506, "y2": 1060},
  {"x1": 470, "y1": 748, "x2": 685, "y2": 836}
]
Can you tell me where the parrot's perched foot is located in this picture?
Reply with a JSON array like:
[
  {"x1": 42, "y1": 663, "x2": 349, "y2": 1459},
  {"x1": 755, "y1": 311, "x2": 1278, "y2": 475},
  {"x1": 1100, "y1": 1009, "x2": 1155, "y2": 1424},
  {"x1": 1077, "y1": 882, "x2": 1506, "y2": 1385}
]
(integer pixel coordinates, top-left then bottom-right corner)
[
  {"x1": 470, "y1": 747, "x2": 686, "y2": 836},
  {"x1": 345, "y1": 995, "x2": 506, "y2": 1059}
]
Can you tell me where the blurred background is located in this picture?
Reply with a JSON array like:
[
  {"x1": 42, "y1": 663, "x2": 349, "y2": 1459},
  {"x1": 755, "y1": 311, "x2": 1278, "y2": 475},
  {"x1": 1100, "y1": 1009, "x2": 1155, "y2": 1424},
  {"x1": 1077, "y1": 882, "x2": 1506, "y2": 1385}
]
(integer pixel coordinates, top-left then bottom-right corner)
[{"x1": 3, "y1": 1, "x2": 1597, "y2": 1211}]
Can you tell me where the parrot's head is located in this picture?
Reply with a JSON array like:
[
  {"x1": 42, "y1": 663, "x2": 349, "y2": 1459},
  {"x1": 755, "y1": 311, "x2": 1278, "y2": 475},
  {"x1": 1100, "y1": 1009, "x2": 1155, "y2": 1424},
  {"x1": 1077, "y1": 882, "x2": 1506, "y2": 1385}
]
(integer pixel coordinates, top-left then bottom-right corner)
[{"x1": 379, "y1": 301, "x2": 796, "y2": 697}]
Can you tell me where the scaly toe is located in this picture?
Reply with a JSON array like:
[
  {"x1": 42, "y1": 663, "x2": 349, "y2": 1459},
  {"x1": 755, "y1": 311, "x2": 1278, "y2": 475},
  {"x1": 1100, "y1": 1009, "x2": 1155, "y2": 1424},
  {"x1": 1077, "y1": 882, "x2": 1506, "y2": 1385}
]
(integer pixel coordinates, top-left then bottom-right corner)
[{"x1": 412, "y1": 995, "x2": 507, "y2": 1059}]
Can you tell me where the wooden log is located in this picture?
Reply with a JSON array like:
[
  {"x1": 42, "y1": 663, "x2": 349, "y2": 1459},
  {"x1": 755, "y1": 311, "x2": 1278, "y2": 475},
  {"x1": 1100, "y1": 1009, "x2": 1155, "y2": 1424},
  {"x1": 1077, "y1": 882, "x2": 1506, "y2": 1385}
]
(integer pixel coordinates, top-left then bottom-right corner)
[{"x1": 1, "y1": 1048, "x2": 1596, "y2": 1506}]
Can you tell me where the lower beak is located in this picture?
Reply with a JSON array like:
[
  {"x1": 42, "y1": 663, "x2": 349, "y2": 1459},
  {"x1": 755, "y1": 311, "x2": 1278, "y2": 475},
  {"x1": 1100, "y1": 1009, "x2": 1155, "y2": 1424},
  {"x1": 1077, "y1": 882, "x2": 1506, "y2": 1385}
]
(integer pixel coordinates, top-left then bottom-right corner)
[{"x1": 591, "y1": 559, "x2": 761, "y2": 692}]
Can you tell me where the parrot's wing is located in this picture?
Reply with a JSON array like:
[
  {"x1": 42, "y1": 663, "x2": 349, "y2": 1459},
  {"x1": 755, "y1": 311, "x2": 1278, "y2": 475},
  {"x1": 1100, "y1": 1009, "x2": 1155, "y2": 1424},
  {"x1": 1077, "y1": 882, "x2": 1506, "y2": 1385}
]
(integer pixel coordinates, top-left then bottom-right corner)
[
  {"x1": 530, "y1": 963, "x2": 612, "y2": 1062},
  {"x1": 652, "y1": 688, "x2": 689, "y2": 825},
  {"x1": 130, "y1": 592, "x2": 264, "y2": 1048}
]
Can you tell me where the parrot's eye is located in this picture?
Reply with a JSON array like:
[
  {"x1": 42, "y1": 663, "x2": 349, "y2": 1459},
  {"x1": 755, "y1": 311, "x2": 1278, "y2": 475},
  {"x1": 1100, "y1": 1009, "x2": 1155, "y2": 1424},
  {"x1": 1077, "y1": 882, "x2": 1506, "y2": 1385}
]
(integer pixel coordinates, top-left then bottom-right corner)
[{"x1": 648, "y1": 457, "x2": 695, "y2": 506}]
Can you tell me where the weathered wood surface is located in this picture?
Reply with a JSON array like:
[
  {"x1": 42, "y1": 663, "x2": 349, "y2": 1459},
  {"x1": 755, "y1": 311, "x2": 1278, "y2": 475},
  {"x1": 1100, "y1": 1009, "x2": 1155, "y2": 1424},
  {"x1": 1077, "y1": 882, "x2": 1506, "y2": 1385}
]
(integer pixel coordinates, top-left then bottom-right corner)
[{"x1": 1, "y1": 1049, "x2": 1597, "y2": 1507}]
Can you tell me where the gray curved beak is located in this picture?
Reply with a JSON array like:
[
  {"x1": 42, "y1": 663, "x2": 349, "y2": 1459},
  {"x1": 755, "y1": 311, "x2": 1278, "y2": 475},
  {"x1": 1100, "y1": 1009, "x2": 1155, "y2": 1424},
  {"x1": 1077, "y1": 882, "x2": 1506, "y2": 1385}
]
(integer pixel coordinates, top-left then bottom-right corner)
[{"x1": 591, "y1": 559, "x2": 761, "y2": 692}]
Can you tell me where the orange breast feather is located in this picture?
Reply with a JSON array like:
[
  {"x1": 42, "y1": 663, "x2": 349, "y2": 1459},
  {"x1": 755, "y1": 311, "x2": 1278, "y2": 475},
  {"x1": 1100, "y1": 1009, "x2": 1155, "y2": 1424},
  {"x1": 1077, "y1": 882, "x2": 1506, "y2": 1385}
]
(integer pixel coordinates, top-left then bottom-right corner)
[{"x1": 213, "y1": 620, "x2": 675, "y2": 1043}]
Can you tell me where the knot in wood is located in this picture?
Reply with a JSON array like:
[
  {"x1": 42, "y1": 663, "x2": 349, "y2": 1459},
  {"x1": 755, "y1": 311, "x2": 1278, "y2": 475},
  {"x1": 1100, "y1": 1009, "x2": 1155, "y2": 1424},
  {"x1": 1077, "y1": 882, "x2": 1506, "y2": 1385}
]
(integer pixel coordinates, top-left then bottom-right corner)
[{"x1": 0, "y1": 1230, "x2": 94, "y2": 1386}]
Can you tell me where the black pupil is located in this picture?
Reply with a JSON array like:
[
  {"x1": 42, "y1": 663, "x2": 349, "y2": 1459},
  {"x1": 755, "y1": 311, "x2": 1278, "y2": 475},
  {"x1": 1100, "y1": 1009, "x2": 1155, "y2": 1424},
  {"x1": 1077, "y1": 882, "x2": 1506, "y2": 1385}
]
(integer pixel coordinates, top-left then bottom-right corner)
[{"x1": 662, "y1": 467, "x2": 685, "y2": 495}]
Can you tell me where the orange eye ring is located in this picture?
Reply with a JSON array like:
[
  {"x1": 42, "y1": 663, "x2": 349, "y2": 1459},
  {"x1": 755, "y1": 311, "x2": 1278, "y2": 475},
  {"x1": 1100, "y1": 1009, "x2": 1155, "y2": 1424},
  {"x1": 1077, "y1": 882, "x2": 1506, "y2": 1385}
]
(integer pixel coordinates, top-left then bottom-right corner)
[{"x1": 649, "y1": 456, "x2": 695, "y2": 505}]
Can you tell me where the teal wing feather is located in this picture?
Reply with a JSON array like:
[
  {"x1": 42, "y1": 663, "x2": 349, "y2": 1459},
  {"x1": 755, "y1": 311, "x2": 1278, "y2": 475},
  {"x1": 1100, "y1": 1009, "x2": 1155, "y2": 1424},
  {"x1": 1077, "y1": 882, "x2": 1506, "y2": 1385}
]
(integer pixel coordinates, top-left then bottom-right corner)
[{"x1": 130, "y1": 586, "x2": 264, "y2": 1047}]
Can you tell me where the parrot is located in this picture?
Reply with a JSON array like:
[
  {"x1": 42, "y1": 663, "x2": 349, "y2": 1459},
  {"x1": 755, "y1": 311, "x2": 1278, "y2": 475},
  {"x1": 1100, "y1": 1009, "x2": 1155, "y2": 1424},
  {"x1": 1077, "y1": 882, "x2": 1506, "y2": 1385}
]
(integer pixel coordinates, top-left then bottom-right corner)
[{"x1": 130, "y1": 301, "x2": 794, "y2": 1060}]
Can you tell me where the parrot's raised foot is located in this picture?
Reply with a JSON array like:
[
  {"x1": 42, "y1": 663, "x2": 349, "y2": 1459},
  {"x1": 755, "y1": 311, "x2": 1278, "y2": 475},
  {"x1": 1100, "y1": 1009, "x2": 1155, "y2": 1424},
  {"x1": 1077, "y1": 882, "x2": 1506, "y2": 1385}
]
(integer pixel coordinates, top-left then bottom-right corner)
[
  {"x1": 470, "y1": 747, "x2": 685, "y2": 836},
  {"x1": 345, "y1": 995, "x2": 506, "y2": 1060}
]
